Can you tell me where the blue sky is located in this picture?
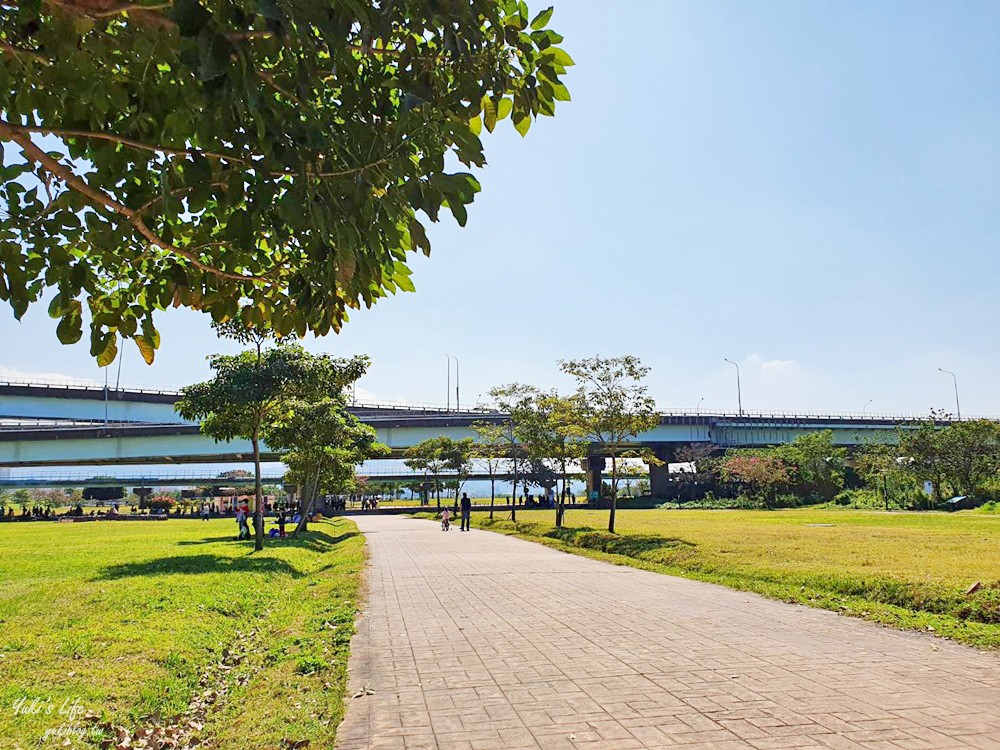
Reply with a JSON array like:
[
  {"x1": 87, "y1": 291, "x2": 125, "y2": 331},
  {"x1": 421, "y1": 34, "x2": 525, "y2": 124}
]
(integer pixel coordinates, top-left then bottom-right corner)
[{"x1": 2, "y1": 0, "x2": 999, "y2": 416}]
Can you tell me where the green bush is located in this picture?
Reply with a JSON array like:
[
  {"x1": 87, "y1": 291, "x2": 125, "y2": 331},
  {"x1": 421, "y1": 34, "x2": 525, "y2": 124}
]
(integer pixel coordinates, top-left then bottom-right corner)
[{"x1": 834, "y1": 489, "x2": 884, "y2": 508}]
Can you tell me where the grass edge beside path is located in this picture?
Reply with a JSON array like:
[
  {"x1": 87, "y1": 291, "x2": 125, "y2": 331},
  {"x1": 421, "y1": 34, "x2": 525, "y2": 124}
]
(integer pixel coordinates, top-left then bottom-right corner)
[
  {"x1": 0, "y1": 518, "x2": 366, "y2": 750},
  {"x1": 412, "y1": 512, "x2": 1000, "y2": 651}
]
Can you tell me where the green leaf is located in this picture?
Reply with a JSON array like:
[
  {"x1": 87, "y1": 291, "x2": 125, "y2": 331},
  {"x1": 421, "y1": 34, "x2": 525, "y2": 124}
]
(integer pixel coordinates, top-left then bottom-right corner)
[
  {"x1": 482, "y1": 95, "x2": 497, "y2": 132},
  {"x1": 447, "y1": 200, "x2": 468, "y2": 227},
  {"x1": 96, "y1": 335, "x2": 118, "y2": 367},
  {"x1": 197, "y1": 30, "x2": 233, "y2": 81},
  {"x1": 169, "y1": 0, "x2": 212, "y2": 37},
  {"x1": 497, "y1": 98, "x2": 513, "y2": 121},
  {"x1": 469, "y1": 115, "x2": 482, "y2": 136},
  {"x1": 530, "y1": 6, "x2": 554, "y2": 30},
  {"x1": 257, "y1": 0, "x2": 284, "y2": 21},
  {"x1": 513, "y1": 111, "x2": 532, "y2": 137},
  {"x1": 544, "y1": 48, "x2": 575, "y2": 67},
  {"x1": 551, "y1": 82, "x2": 571, "y2": 102},
  {"x1": 393, "y1": 262, "x2": 415, "y2": 293},
  {"x1": 55, "y1": 301, "x2": 83, "y2": 345}
]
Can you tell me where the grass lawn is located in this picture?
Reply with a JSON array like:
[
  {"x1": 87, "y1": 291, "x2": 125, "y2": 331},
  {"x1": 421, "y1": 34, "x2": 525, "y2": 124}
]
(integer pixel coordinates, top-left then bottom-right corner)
[
  {"x1": 0, "y1": 517, "x2": 364, "y2": 750},
  {"x1": 448, "y1": 507, "x2": 1000, "y2": 649}
]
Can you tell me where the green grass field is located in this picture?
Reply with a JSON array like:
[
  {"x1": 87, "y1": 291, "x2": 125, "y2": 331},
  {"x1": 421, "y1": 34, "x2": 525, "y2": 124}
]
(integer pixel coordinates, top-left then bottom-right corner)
[
  {"x1": 0, "y1": 518, "x2": 363, "y2": 750},
  {"x1": 452, "y1": 507, "x2": 1000, "y2": 649}
]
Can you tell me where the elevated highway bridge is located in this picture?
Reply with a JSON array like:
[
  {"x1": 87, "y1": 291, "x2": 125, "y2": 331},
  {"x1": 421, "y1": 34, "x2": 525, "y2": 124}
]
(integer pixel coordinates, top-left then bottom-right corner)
[{"x1": 0, "y1": 380, "x2": 965, "y2": 496}]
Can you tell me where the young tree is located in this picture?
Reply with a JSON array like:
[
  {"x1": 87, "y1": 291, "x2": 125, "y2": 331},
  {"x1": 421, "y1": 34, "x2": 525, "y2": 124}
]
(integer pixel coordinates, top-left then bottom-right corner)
[
  {"x1": 487, "y1": 383, "x2": 538, "y2": 522},
  {"x1": 472, "y1": 420, "x2": 506, "y2": 520},
  {"x1": 267, "y1": 398, "x2": 388, "y2": 535},
  {"x1": 0, "y1": 1, "x2": 572, "y2": 363},
  {"x1": 618, "y1": 462, "x2": 647, "y2": 498},
  {"x1": 530, "y1": 392, "x2": 586, "y2": 528},
  {"x1": 855, "y1": 441, "x2": 907, "y2": 510},
  {"x1": 404, "y1": 437, "x2": 448, "y2": 509},
  {"x1": 444, "y1": 438, "x2": 475, "y2": 511},
  {"x1": 557, "y1": 356, "x2": 660, "y2": 533},
  {"x1": 720, "y1": 454, "x2": 789, "y2": 507},
  {"x1": 774, "y1": 430, "x2": 846, "y2": 501},
  {"x1": 176, "y1": 344, "x2": 368, "y2": 549}
]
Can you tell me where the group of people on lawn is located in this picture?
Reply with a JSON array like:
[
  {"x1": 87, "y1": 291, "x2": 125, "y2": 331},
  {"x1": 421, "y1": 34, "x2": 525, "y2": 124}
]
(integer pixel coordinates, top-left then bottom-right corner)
[{"x1": 233, "y1": 502, "x2": 302, "y2": 540}]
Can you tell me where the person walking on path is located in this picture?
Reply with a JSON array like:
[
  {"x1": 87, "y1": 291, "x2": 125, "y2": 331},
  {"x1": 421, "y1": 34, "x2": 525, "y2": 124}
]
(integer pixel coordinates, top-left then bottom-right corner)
[
  {"x1": 460, "y1": 492, "x2": 472, "y2": 531},
  {"x1": 440, "y1": 507, "x2": 451, "y2": 531}
]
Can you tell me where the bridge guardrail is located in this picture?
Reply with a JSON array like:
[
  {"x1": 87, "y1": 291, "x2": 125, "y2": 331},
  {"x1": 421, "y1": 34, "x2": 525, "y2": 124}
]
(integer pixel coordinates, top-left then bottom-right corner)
[{"x1": 1, "y1": 379, "x2": 995, "y2": 422}]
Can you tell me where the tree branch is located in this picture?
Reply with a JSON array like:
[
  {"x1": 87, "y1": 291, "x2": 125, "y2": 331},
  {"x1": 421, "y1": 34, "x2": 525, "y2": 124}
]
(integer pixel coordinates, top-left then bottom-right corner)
[
  {"x1": 136, "y1": 181, "x2": 229, "y2": 214},
  {"x1": 0, "y1": 40, "x2": 50, "y2": 64},
  {"x1": 9, "y1": 123, "x2": 254, "y2": 164},
  {"x1": 257, "y1": 69, "x2": 302, "y2": 106},
  {"x1": 0, "y1": 119, "x2": 267, "y2": 283},
  {"x1": 91, "y1": 2, "x2": 170, "y2": 16}
]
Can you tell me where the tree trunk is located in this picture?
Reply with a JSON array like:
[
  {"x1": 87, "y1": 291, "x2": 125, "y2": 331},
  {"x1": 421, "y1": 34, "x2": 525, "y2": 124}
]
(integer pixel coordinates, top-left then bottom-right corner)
[
  {"x1": 608, "y1": 454, "x2": 618, "y2": 534},
  {"x1": 510, "y1": 458, "x2": 518, "y2": 523},
  {"x1": 252, "y1": 434, "x2": 264, "y2": 551},
  {"x1": 556, "y1": 465, "x2": 567, "y2": 528},
  {"x1": 292, "y1": 462, "x2": 322, "y2": 537},
  {"x1": 489, "y1": 474, "x2": 495, "y2": 520}
]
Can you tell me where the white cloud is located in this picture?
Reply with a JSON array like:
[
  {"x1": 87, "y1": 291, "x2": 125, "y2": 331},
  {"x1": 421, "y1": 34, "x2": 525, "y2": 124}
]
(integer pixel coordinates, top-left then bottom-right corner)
[
  {"x1": 349, "y1": 385, "x2": 413, "y2": 407},
  {"x1": 743, "y1": 354, "x2": 797, "y2": 375}
]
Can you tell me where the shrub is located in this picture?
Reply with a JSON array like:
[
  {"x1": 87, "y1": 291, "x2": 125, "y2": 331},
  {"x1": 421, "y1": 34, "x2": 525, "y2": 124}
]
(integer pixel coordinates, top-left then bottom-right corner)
[{"x1": 147, "y1": 495, "x2": 176, "y2": 511}]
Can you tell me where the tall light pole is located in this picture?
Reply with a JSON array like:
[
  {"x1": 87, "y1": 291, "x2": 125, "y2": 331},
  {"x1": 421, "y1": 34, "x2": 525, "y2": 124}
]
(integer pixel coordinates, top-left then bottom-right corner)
[
  {"x1": 938, "y1": 368, "x2": 961, "y2": 420},
  {"x1": 445, "y1": 353, "x2": 451, "y2": 411},
  {"x1": 450, "y1": 355, "x2": 460, "y2": 412},
  {"x1": 724, "y1": 358, "x2": 742, "y2": 416},
  {"x1": 863, "y1": 398, "x2": 872, "y2": 414},
  {"x1": 696, "y1": 397, "x2": 704, "y2": 414}
]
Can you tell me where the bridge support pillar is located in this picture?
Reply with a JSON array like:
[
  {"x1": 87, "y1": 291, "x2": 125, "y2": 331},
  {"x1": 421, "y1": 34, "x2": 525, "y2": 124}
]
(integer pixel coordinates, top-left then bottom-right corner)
[
  {"x1": 582, "y1": 456, "x2": 605, "y2": 504},
  {"x1": 649, "y1": 445, "x2": 677, "y2": 500}
]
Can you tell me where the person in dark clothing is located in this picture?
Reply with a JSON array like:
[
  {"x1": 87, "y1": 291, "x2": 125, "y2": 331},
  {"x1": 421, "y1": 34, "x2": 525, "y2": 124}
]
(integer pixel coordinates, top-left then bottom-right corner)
[
  {"x1": 277, "y1": 509, "x2": 286, "y2": 538},
  {"x1": 459, "y1": 493, "x2": 472, "y2": 532}
]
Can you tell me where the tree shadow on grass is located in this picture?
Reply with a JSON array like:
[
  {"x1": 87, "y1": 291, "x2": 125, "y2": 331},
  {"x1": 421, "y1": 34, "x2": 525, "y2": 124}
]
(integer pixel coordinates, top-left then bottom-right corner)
[
  {"x1": 95, "y1": 524, "x2": 361, "y2": 580},
  {"x1": 174, "y1": 528, "x2": 358, "y2": 553},
  {"x1": 542, "y1": 527, "x2": 696, "y2": 560},
  {"x1": 176, "y1": 536, "x2": 241, "y2": 546},
  {"x1": 94, "y1": 553, "x2": 306, "y2": 580}
]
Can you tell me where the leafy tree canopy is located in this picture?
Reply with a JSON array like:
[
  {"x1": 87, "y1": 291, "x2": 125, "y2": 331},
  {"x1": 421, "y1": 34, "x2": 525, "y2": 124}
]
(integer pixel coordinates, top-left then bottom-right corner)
[
  {"x1": 900, "y1": 418, "x2": 1000, "y2": 498},
  {"x1": 269, "y1": 396, "x2": 388, "y2": 529},
  {"x1": 175, "y1": 343, "x2": 368, "y2": 440},
  {"x1": 0, "y1": 0, "x2": 572, "y2": 363}
]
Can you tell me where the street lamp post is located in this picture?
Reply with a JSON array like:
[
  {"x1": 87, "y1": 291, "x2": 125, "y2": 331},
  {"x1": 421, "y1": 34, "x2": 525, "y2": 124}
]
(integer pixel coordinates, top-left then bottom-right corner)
[
  {"x1": 863, "y1": 398, "x2": 872, "y2": 414},
  {"x1": 696, "y1": 397, "x2": 704, "y2": 414},
  {"x1": 724, "y1": 359, "x2": 743, "y2": 416},
  {"x1": 450, "y1": 355, "x2": 460, "y2": 412},
  {"x1": 938, "y1": 368, "x2": 961, "y2": 420},
  {"x1": 445, "y1": 353, "x2": 451, "y2": 411}
]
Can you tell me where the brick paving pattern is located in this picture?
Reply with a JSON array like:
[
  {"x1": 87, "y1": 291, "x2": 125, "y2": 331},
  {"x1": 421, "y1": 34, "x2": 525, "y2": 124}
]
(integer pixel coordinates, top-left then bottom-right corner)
[{"x1": 336, "y1": 515, "x2": 1000, "y2": 750}]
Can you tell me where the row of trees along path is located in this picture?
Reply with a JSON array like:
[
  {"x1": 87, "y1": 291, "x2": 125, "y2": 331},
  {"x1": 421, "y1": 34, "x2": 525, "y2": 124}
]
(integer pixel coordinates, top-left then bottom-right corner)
[{"x1": 402, "y1": 356, "x2": 661, "y2": 534}]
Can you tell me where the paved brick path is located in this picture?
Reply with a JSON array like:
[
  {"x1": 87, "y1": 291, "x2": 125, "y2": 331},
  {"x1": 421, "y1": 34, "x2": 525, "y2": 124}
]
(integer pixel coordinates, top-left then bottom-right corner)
[{"x1": 336, "y1": 516, "x2": 1000, "y2": 750}]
